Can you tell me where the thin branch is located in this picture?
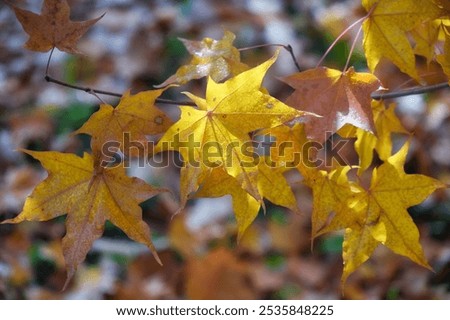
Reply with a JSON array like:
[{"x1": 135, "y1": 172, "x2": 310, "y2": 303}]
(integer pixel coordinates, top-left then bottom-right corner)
[
  {"x1": 45, "y1": 75, "x2": 120, "y2": 97},
  {"x1": 44, "y1": 75, "x2": 196, "y2": 105},
  {"x1": 285, "y1": 44, "x2": 302, "y2": 72},
  {"x1": 44, "y1": 42, "x2": 304, "y2": 104},
  {"x1": 43, "y1": 47, "x2": 196, "y2": 105},
  {"x1": 239, "y1": 43, "x2": 301, "y2": 72},
  {"x1": 238, "y1": 43, "x2": 286, "y2": 51},
  {"x1": 371, "y1": 82, "x2": 450, "y2": 100}
]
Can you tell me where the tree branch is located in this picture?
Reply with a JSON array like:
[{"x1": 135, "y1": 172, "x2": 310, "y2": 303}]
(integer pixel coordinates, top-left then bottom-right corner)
[
  {"x1": 44, "y1": 75, "x2": 196, "y2": 106},
  {"x1": 239, "y1": 43, "x2": 301, "y2": 72},
  {"x1": 371, "y1": 82, "x2": 449, "y2": 100}
]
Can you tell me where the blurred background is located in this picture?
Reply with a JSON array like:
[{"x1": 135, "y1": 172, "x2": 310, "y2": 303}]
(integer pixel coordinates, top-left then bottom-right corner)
[{"x1": 0, "y1": 0, "x2": 449, "y2": 299}]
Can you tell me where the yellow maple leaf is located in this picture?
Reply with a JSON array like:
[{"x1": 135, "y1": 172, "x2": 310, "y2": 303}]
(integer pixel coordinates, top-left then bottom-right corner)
[
  {"x1": 157, "y1": 50, "x2": 307, "y2": 195},
  {"x1": 75, "y1": 89, "x2": 172, "y2": 158},
  {"x1": 282, "y1": 67, "x2": 380, "y2": 142},
  {"x1": 12, "y1": 0, "x2": 104, "y2": 54},
  {"x1": 412, "y1": 20, "x2": 441, "y2": 64},
  {"x1": 257, "y1": 160, "x2": 299, "y2": 214},
  {"x1": 340, "y1": 142, "x2": 445, "y2": 284},
  {"x1": 258, "y1": 123, "x2": 312, "y2": 173},
  {"x1": 362, "y1": 0, "x2": 443, "y2": 80},
  {"x1": 303, "y1": 166, "x2": 358, "y2": 239},
  {"x1": 437, "y1": 26, "x2": 450, "y2": 80},
  {"x1": 2, "y1": 150, "x2": 165, "y2": 287},
  {"x1": 194, "y1": 166, "x2": 261, "y2": 238},
  {"x1": 156, "y1": 30, "x2": 249, "y2": 87},
  {"x1": 372, "y1": 102, "x2": 409, "y2": 160},
  {"x1": 179, "y1": 160, "x2": 298, "y2": 238},
  {"x1": 339, "y1": 100, "x2": 408, "y2": 174}
]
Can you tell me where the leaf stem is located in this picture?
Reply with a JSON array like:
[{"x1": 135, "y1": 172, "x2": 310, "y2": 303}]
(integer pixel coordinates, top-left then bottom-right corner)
[
  {"x1": 316, "y1": 16, "x2": 366, "y2": 68},
  {"x1": 343, "y1": 25, "x2": 363, "y2": 72},
  {"x1": 371, "y1": 82, "x2": 450, "y2": 100},
  {"x1": 316, "y1": 4, "x2": 376, "y2": 68},
  {"x1": 45, "y1": 47, "x2": 55, "y2": 76}
]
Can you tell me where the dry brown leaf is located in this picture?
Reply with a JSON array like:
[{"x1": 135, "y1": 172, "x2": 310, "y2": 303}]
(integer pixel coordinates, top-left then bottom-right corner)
[
  {"x1": 185, "y1": 248, "x2": 257, "y2": 299},
  {"x1": 283, "y1": 67, "x2": 380, "y2": 142},
  {"x1": 12, "y1": 0, "x2": 104, "y2": 53}
]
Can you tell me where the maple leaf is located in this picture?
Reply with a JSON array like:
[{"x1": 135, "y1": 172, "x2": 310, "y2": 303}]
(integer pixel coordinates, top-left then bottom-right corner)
[
  {"x1": 158, "y1": 50, "x2": 307, "y2": 195},
  {"x1": 371, "y1": 101, "x2": 408, "y2": 160},
  {"x1": 437, "y1": 26, "x2": 450, "y2": 80},
  {"x1": 179, "y1": 161, "x2": 298, "y2": 238},
  {"x1": 12, "y1": 0, "x2": 104, "y2": 54},
  {"x1": 75, "y1": 89, "x2": 173, "y2": 157},
  {"x1": 194, "y1": 166, "x2": 261, "y2": 238},
  {"x1": 303, "y1": 166, "x2": 357, "y2": 239},
  {"x1": 258, "y1": 123, "x2": 311, "y2": 173},
  {"x1": 256, "y1": 160, "x2": 299, "y2": 214},
  {"x1": 2, "y1": 150, "x2": 165, "y2": 286},
  {"x1": 412, "y1": 20, "x2": 441, "y2": 64},
  {"x1": 339, "y1": 100, "x2": 408, "y2": 174},
  {"x1": 339, "y1": 143, "x2": 445, "y2": 284},
  {"x1": 282, "y1": 67, "x2": 380, "y2": 142},
  {"x1": 362, "y1": 0, "x2": 443, "y2": 80},
  {"x1": 156, "y1": 30, "x2": 248, "y2": 87}
]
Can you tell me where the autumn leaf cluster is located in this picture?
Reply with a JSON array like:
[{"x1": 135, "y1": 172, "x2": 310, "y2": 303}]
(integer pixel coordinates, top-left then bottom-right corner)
[{"x1": 4, "y1": 0, "x2": 449, "y2": 289}]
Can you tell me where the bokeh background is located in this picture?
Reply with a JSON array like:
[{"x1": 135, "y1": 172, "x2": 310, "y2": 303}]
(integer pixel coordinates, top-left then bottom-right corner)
[{"x1": 0, "y1": 0, "x2": 449, "y2": 299}]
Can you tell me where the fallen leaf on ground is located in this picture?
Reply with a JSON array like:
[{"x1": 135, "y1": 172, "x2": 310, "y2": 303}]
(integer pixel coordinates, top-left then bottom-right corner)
[{"x1": 185, "y1": 247, "x2": 256, "y2": 299}]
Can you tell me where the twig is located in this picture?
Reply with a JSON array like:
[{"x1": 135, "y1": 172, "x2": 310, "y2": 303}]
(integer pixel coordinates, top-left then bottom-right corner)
[
  {"x1": 43, "y1": 49, "x2": 196, "y2": 106},
  {"x1": 45, "y1": 74, "x2": 117, "y2": 98},
  {"x1": 239, "y1": 43, "x2": 302, "y2": 72},
  {"x1": 285, "y1": 44, "x2": 302, "y2": 72},
  {"x1": 371, "y1": 82, "x2": 450, "y2": 100},
  {"x1": 44, "y1": 42, "x2": 304, "y2": 104},
  {"x1": 44, "y1": 75, "x2": 196, "y2": 105}
]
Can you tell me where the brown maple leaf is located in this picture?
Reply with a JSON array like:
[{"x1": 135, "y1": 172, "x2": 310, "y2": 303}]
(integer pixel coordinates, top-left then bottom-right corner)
[
  {"x1": 282, "y1": 67, "x2": 381, "y2": 142},
  {"x1": 12, "y1": 0, "x2": 104, "y2": 54}
]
